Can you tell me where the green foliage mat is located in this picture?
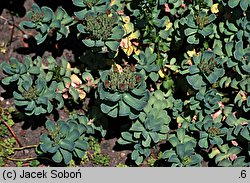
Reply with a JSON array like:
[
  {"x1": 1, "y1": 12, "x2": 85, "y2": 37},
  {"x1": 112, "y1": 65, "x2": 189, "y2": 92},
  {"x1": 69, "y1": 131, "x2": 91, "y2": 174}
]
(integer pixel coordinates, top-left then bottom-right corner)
[{"x1": 0, "y1": 0, "x2": 250, "y2": 167}]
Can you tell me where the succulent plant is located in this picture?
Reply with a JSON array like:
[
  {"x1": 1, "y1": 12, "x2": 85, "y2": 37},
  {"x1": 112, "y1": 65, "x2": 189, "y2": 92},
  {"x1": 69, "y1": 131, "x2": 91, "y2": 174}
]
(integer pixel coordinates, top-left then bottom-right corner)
[
  {"x1": 118, "y1": 108, "x2": 170, "y2": 165},
  {"x1": 224, "y1": 113, "x2": 250, "y2": 142},
  {"x1": 118, "y1": 90, "x2": 171, "y2": 165},
  {"x1": 209, "y1": 144, "x2": 248, "y2": 167},
  {"x1": 162, "y1": 141, "x2": 203, "y2": 167},
  {"x1": 97, "y1": 64, "x2": 149, "y2": 119},
  {"x1": 163, "y1": 0, "x2": 188, "y2": 16},
  {"x1": 13, "y1": 76, "x2": 64, "y2": 116},
  {"x1": 0, "y1": 56, "x2": 43, "y2": 86},
  {"x1": 186, "y1": 51, "x2": 225, "y2": 90},
  {"x1": 126, "y1": 0, "x2": 175, "y2": 57},
  {"x1": 228, "y1": 0, "x2": 250, "y2": 11},
  {"x1": 162, "y1": 128, "x2": 203, "y2": 167},
  {"x1": 180, "y1": 9, "x2": 217, "y2": 44},
  {"x1": 188, "y1": 115, "x2": 227, "y2": 149},
  {"x1": 19, "y1": 4, "x2": 74, "y2": 44},
  {"x1": 77, "y1": 10, "x2": 124, "y2": 52},
  {"x1": 45, "y1": 56, "x2": 86, "y2": 101},
  {"x1": 1, "y1": 0, "x2": 250, "y2": 167},
  {"x1": 217, "y1": 155, "x2": 249, "y2": 167},
  {"x1": 40, "y1": 118, "x2": 92, "y2": 164},
  {"x1": 189, "y1": 88, "x2": 223, "y2": 115},
  {"x1": 73, "y1": 0, "x2": 109, "y2": 19},
  {"x1": 133, "y1": 47, "x2": 160, "y2": 82}
]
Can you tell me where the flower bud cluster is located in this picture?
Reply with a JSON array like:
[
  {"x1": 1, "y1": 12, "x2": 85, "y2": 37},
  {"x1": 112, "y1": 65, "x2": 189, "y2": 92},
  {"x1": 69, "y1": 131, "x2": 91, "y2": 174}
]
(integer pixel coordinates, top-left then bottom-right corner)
[{"x1": 104, "y1": 65, "x2": 141, "y2": 92}]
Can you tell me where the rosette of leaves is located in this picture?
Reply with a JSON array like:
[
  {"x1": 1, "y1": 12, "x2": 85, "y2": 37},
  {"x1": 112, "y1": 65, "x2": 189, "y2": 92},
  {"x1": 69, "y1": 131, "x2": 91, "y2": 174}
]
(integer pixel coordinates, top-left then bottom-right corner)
[
  {"x1": 162, "y1": 128, "x2": 202, "y2": 167},
  {"x1": 180, "y1": 10, "x2": 216, "y2": 44},
  {"x1": 133, "y1": 47, "x2": 160, "y2": 82},
  {"x1": 186, "y1": 51, "x2": 225, "y2": 90},
  {"x1": 13, "y1": 76, "x2": 64, "y2": 116},
  {"x1": 73, "y1": 0, "x2": 110, "y2": 18},
  {"x1": 189, "y1": 88, "x2": 222, "y2": 115},
  {"x1": 118, "y1": 90, "x2": 171, "y2": 165},
  {"x1": 19, "y1": 4, "x2": 73, "y2": 44},
  {"x1": 0, "y1": 56, "x2": 43, "y2": 85},
  {"x1": 190, "y1": 115, "x2": 227, "y2": 149},
  {"x1": 162, "y1": 141, "x2": 203, "y2": 167},
  {"x1": 46, "y1": 56, "x2": 72, "y2": 89},
  {"x1": 118, "y1": 109, "x2": 171, "y2": 165},
  {"x1": 39, "y1": 119, "x2": 91, "y2": 164},
  {"x1": 97, "y1": 65, "x2": 150, "y2": 119},
  {"x1": 77, "y1": 10, "x2": 124, "y2": 52},
  {"x1": 45, "y1": 56, "x2": 84, "y2": 101}
]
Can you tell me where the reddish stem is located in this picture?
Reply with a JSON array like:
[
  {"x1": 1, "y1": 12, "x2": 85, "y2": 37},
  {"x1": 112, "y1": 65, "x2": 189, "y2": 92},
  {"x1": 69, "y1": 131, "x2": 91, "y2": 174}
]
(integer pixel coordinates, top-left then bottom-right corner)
[{"x1": 1, "y1": 118, "x2": 22, "y2": 147}]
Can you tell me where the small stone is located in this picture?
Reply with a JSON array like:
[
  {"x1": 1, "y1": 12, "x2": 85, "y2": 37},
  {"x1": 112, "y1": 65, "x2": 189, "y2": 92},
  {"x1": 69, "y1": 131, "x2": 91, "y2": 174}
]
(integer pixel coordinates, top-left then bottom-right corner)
[{"x1": 120, "y1": 152, "x2": 126, "y2": 158}]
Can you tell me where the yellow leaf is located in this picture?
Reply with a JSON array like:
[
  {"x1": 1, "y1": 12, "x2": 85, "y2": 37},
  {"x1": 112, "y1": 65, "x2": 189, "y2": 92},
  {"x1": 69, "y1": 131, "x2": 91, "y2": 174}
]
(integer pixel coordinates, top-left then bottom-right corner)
[
  {"x1": 187, "y1": 49, "x2": 197, "y2": 57},
  {"x1": 134, "y1": 48, "x2": 140, "y2": 55},
  {"x1": 165, "y1": 20, "x2": 173, "y2": 30},
  {"x1": 123, "y1": 23, "x2": 134, "y2": 34},
  {"x1": 129, "y1": 30, "x2": 140, "y2": 39},
  {"x1": 158, "y1": 69, "x2": 165, "y2": 78},
  {"x1": 120, "y1": 39, "x2": 130, "y2": 55},
  {"x1": 149, "y1": 45, "x2": 155, "y2": 53},
  {"x1": 120, "y1": 29, "x2": 140, "y2": 56},
  {"x1": 70, "y1": 74, "x2": 82, "y2": 87},
  {"x1": 123, "y1": 46, "x2": 134, "y2": 56},
  {"x1": 121, "y1": 16, "x2": 130, "y2": 23},
  {"x1": 176, "y1": 116, "x2": 184, "y2": 123},
  {"x1": 110, "y1": 0, "x2": 115, "y2": 6},
  {"x1": 67, "y1": 63, "x2": 71, "y2": 69},
  {"x1": 209, "y1": 148, "x2": 220, "y2": 159},
  {"x1": 0, "y1": 41, "x2": 7, "y2": 54},
  {"x1": 77, "y1": 89, "x2": 86, "y2": 99},
  {"x1": 0, "y1": 48, "x2": 7, "y2": 54},
  {"x1": 211, "y1": 3, "x2": 219, "y2": 14},
  {"x1": 240, "y1": 91, "x2": 247, "y2": 101}
]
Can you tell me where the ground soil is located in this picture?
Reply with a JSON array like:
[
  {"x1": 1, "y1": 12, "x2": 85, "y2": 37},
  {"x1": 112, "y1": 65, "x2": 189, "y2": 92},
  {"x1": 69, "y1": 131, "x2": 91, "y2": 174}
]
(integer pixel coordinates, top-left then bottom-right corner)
[{"x1": 0, "y1": 0, "x2": 133, "y2": 167}]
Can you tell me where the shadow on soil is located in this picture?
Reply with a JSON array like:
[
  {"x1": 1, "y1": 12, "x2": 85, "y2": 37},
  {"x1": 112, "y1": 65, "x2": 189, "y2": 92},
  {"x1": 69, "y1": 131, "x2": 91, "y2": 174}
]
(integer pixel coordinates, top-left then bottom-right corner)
[
  {"x1": 0, "y1": 0, "x2": 26, "y2": 17},
  {"x1": 12, "y1": 111, "x2": 47, "y2": 130}
]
